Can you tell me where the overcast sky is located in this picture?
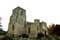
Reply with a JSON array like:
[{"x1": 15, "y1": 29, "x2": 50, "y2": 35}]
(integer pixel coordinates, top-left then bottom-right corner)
[{"x1": 0, "y1": 0, "x2": 60, "y2": 31}]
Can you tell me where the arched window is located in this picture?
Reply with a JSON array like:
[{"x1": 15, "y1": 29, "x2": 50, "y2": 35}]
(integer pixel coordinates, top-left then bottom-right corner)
[
  {"x1": 28, "y1": 27, "x2": 30, "y2": 33},
  {"x1": 12, "y1": 25, "x2": 14, "y2": 31}
]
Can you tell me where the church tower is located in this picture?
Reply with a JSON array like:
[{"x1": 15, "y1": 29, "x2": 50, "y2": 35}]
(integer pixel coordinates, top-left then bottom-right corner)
[{"x1": 8, "y1": 7, "x2": 26, "y2": 37}]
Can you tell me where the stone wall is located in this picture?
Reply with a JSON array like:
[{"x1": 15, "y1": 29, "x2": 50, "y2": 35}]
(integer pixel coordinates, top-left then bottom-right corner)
[
  {"x1": 8, "y1": 7, "x2": 48, "y2": 38},
  {"x1": 8, "y1": 7, "x2": 26, "y2": 37}
]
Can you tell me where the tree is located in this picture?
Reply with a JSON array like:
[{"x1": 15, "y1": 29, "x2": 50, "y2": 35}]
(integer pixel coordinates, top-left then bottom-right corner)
[
  {"x1": 0, "y1": 17, "x2": 2, "y2": 31},
  {"x1": 48, "y1": 24, "x2": 55, "y2": 35}
]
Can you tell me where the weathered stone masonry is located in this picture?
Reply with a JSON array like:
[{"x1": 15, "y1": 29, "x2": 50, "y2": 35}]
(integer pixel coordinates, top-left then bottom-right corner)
[{"x1": 8, "y1": 7, "x2": 48, "y2": 38}]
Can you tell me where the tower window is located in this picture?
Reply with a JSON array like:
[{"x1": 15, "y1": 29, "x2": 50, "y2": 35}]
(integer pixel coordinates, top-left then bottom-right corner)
[
  {"x1": 21, "y1": 11, "x2": 23, "y2": 15},
  {"x1": 12, "y1": 25, "x2": 14, "y2": 31},
  {"x1": 28, "y1": 27, "x2": 30, "y2": 33}
]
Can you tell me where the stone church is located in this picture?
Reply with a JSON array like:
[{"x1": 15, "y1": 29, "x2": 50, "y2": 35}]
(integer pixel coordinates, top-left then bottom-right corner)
[{"x1": 8, "y1": 7, "x2": 48, "y2": 38}]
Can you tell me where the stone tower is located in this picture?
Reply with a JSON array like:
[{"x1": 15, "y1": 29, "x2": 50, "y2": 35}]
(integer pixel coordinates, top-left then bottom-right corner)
[
  {"x1": 40, "y1": 22, "x2": 48, "y2": 35},
  {"x1": 8, "y1": 7, "x2": 26, "y2": 37}
]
